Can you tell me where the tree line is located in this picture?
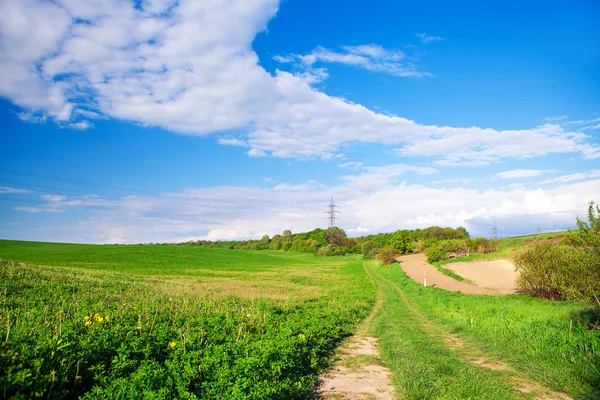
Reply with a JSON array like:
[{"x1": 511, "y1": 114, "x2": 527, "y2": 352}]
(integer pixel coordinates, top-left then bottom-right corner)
[{"x1": 180, "y1": 225, "x2": 472, "y2": 258}]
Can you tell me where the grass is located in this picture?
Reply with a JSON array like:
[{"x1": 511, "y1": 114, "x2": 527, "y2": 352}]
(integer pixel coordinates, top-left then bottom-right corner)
[
  {"x1": 2, "y1": 238, "x2": 598, "y2": 399},
  {"x1": 429, "y1": 261, "x2": 472, "y2": 283},
  {"x1": 365, "y1": 261, "x2": 524, "y2": 399},
  {"x1": 0, "y1": 240, "x2": 376, "y2": 399},
  {"x1": 372, "y1": 262, "x2": 600, "y2": 399}
]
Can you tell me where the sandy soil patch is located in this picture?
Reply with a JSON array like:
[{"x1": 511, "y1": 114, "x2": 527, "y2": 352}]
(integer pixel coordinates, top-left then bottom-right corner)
[
  {"x1": 317, "y1": 336, "x2": 395, "y2": 400},
  {"x1": 397, "y1": 254, "x2": 499, "y2": 295},
  {"x1": 444, "y1": 259, "x2": 518, "y2": 293}
]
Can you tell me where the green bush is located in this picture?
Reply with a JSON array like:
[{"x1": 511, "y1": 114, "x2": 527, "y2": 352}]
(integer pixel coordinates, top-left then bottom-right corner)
[
  {"x1": 361, "y1": 241, "x2": 378, "y2": 259},
  {"x1": 514, "y1": 242, "x2": 589, "y2": 300},
  {"x1": 514, "y1": 202, "x2": 600, "y2": 304},
  {"x1": 425, "y1": 240, "x2": 458, "y2": 262},
  {"x1": 376, "y1": 246, "x2": 398, "y2": 266}
]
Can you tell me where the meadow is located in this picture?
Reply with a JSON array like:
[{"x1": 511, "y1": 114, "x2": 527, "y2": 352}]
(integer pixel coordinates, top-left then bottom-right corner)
[
  {"x1": 1, "y1": 239, "x2": 599, "y2": 399},
  {"x1": 0, "y1": 240, "x2": 375, "y2": 399}
]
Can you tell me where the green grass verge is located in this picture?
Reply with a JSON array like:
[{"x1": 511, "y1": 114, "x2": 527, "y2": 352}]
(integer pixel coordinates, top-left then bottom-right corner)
[
  {"x1": 365, "y1": 261, "x2": 525, "y2": 399},
  {"x1": 374, "y1": 263, "x2": 600, "y2": 399},
  {"x1": 429, "y1": 261, "x2": 471, "y2": 282}
]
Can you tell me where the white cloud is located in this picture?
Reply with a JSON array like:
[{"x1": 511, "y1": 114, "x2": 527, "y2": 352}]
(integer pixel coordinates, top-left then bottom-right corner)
[
  {"x1": 431, "y1": 178, "x2": 473, "y2": 185},
  {"x1": 544, "y1": 115, "x2": 569, "y2": 122},
  {"x1": 217, "y1": 138, "x2": 248, "y2": 147},
  {"x1": 338, "y1": 161, "x2": 364, "y2": 169},
  {"x1": 0, "y1": 186, "x2": 33, "y2": 194},
  {"x1": 68, "y1": 121, "x2": 93, "y2": 130},
  {"x1": 539, "y1": 170, "x2": 600, "y2": 184},
  {"x1": 581, "y1": 124, "x2": 600, "y2": 131},
  {"x1": 9, "y1": 177, "x2": 600, "y2": 243},
  {"x1": 274, "y1": 44, "x2": 431, "y2": 78},
  {"x1": 495, "y1": 169, "x2": 552, "y2": 179},
  {"x1": 0, "y1": 0, "x2": 598, "y2": 166},
  {"x1": 416, "y1": 33, "x2": 445, "y2": 44},
  {"x1": 40, "y1": 194, "x2": 67, "y2": 202},
  {"x1": 348, "y1": 226, "x2": 371, "y2": 234},
  {"x1": 272, "y1": 183, "x2": 314, "y2": 191}
]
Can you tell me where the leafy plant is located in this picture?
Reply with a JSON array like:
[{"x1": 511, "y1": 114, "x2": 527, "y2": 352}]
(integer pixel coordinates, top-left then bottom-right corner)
[{"x1": 376, "y1": 246, "x2": 398, "y2": 265}]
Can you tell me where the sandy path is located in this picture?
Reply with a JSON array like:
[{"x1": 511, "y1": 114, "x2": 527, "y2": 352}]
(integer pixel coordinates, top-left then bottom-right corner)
[
  {"x1": 397, "y1": 254, "x2": 500, "y2": 295},
  {"x1": 445, "y1": 259, "x2": 517, "y2": 293},
  {"x1": 317, "y1": 336, "x2": 395, "y2": 399}
]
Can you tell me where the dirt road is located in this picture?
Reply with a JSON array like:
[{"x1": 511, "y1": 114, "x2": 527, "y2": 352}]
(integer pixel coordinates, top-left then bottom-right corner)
[
  {"x1": 317, "y1": 259, "x2": 572, "y2": 399},
  {"x1": 397, "y1": 254, "x2": 501, "y2": 295},
  {"x1": 445, "y1": 258, "x2": 517, "y2": 293}
]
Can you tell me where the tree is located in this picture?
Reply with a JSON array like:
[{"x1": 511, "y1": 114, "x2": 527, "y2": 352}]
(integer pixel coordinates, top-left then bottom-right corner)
[
  {"x1": 282, "y1": 229, "x2": 292, "y2": 237},
  {"x1": 456, "y1": 226, "x2": 470, "y2": 239},
  {"x1": 390, "y1": 230, "x2": 411, "y2": 254},
  {"x1": 326, "y1": 227, "x2": 346, "y2": 247}
]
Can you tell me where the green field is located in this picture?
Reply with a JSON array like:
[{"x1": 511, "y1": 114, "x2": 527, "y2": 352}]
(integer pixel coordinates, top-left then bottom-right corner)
[{"x1": 1, "y1": 239, "x2": 599, "y2": 399}]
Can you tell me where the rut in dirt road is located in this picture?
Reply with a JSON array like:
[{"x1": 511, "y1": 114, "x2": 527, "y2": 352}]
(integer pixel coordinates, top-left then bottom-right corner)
[{"x1": 317, "y1": 336, "x2": 395, "y2": 400}]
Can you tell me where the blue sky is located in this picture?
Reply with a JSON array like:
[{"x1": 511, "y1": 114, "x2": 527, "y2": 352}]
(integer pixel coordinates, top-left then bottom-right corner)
[{"x1": 0, "y1": 0, "x2": 599, "y2": 243}]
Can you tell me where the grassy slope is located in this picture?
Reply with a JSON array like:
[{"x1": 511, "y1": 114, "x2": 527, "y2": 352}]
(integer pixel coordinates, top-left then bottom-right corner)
[
  {"x1": 371, "y1": 262, "x2": 600, "y2": 399},
  {"x1": 435, "y1": 231, "x2": 568, "y2": 268},
  {"x1": 0, "y1": 240, "x2": 376, "y2": 399}
]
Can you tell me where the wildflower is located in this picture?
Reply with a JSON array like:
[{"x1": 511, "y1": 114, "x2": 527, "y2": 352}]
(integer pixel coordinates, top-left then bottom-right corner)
[
  {"x1": 95, "y1": 314, "x2": 104, "y2": 323},
  {"x1": 298, "y1": 333, "x2": 306, "y2": 341},
  {"x1": 169, "y1": 342, "x2": 176, "y2": 349},
  {"x1": 247, "y1": 314, "x2": 251, "y2": 318},
  {"x1": 85, "y1": 320, "x2": 92, "y2": 326},
  {"x1": 105, "y1": 315, "x2": 109, "y2": 322},
  {"x1": 83, "y1": 316, "x2": 90, "y2": 321}
]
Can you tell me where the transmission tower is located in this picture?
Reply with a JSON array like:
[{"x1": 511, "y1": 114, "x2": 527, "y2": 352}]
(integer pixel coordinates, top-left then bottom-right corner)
[
  {"x1": 325, "y1": 197, "x2": 340, "y2": 228},
  {"x1": 490, "y1": 222, "x2": 499, "y2": 240},
  {"x1": 537, "y1": 227, "x2": 542, "y2": 235}
]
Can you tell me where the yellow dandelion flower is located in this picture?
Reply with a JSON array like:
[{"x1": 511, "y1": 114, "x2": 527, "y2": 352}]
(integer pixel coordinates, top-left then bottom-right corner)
[
  {"x1": 298, "y1": 333, "x2": 306, "y2": 341},
  {"x1": 85, "y1": 320, "x2": 92, "y2": 326},
  {"x1": 105, "y1": 315, "x2": 109, "y2": 321},
  {"x1": 83, "y1": 316, "x2": 90, "y2": 321},
  {"x1": 95, "y1": 314, "x2": 103, "y2": 322},
  {"x1": 169, "y1": 341, "x2": 176, "y2": 349}
]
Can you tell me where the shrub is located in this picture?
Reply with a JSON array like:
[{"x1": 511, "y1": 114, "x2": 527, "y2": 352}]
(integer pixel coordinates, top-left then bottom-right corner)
[
  {"x1": 514, "y1": 242, "x2": 589, "y2": 300},
  {"x1": 425, "y1": 240, "x2": 458, "y2": 262},
  {"x1": 361, "y1": 241, "x2": 376, "y2": 259},
  {"x1": 376, "y1": 246, "x2": 398, "y2": 266},
  {"x1": 514, "y1": 202, "x2": 600, "y2": 304},
  {"x1": 413, "y1": 240, "x2": 425, "y2": 253}
]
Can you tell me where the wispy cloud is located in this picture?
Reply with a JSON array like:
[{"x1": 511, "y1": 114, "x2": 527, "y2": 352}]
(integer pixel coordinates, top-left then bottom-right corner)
[
  {"x1": 416, "y1": 33, "x2": 445, "y2": 44},
  {"x1": 68, "y1": 121, "x2": 93, "y2": 130},
  {"x1": 495, "y1": 169, "x2": 552, "y2": 179},
  {"x1": 581, "y1": 124, "x2": 600, "y2": 131},
  {"x1": 431, "y1": 178, "x2": 473, "y2": 185},
  {"x1": 274, "y1": 44, "x2": 431, "y2": 78},
  {"x1": 0, "y1": 186, "x2": 33, "y2": 194},
  {"x1": 8, "y1": 175, "x2": 599, "y2": 243},
  {"x1": 544, "y1": 115, "x2": 569, "y2": 122},
  {"x1": 539, "y1": 170, "x2": 600, "y2": 184},
  {"x1": 338, "y1": 161, "x2": 364, "y2": 169}
]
